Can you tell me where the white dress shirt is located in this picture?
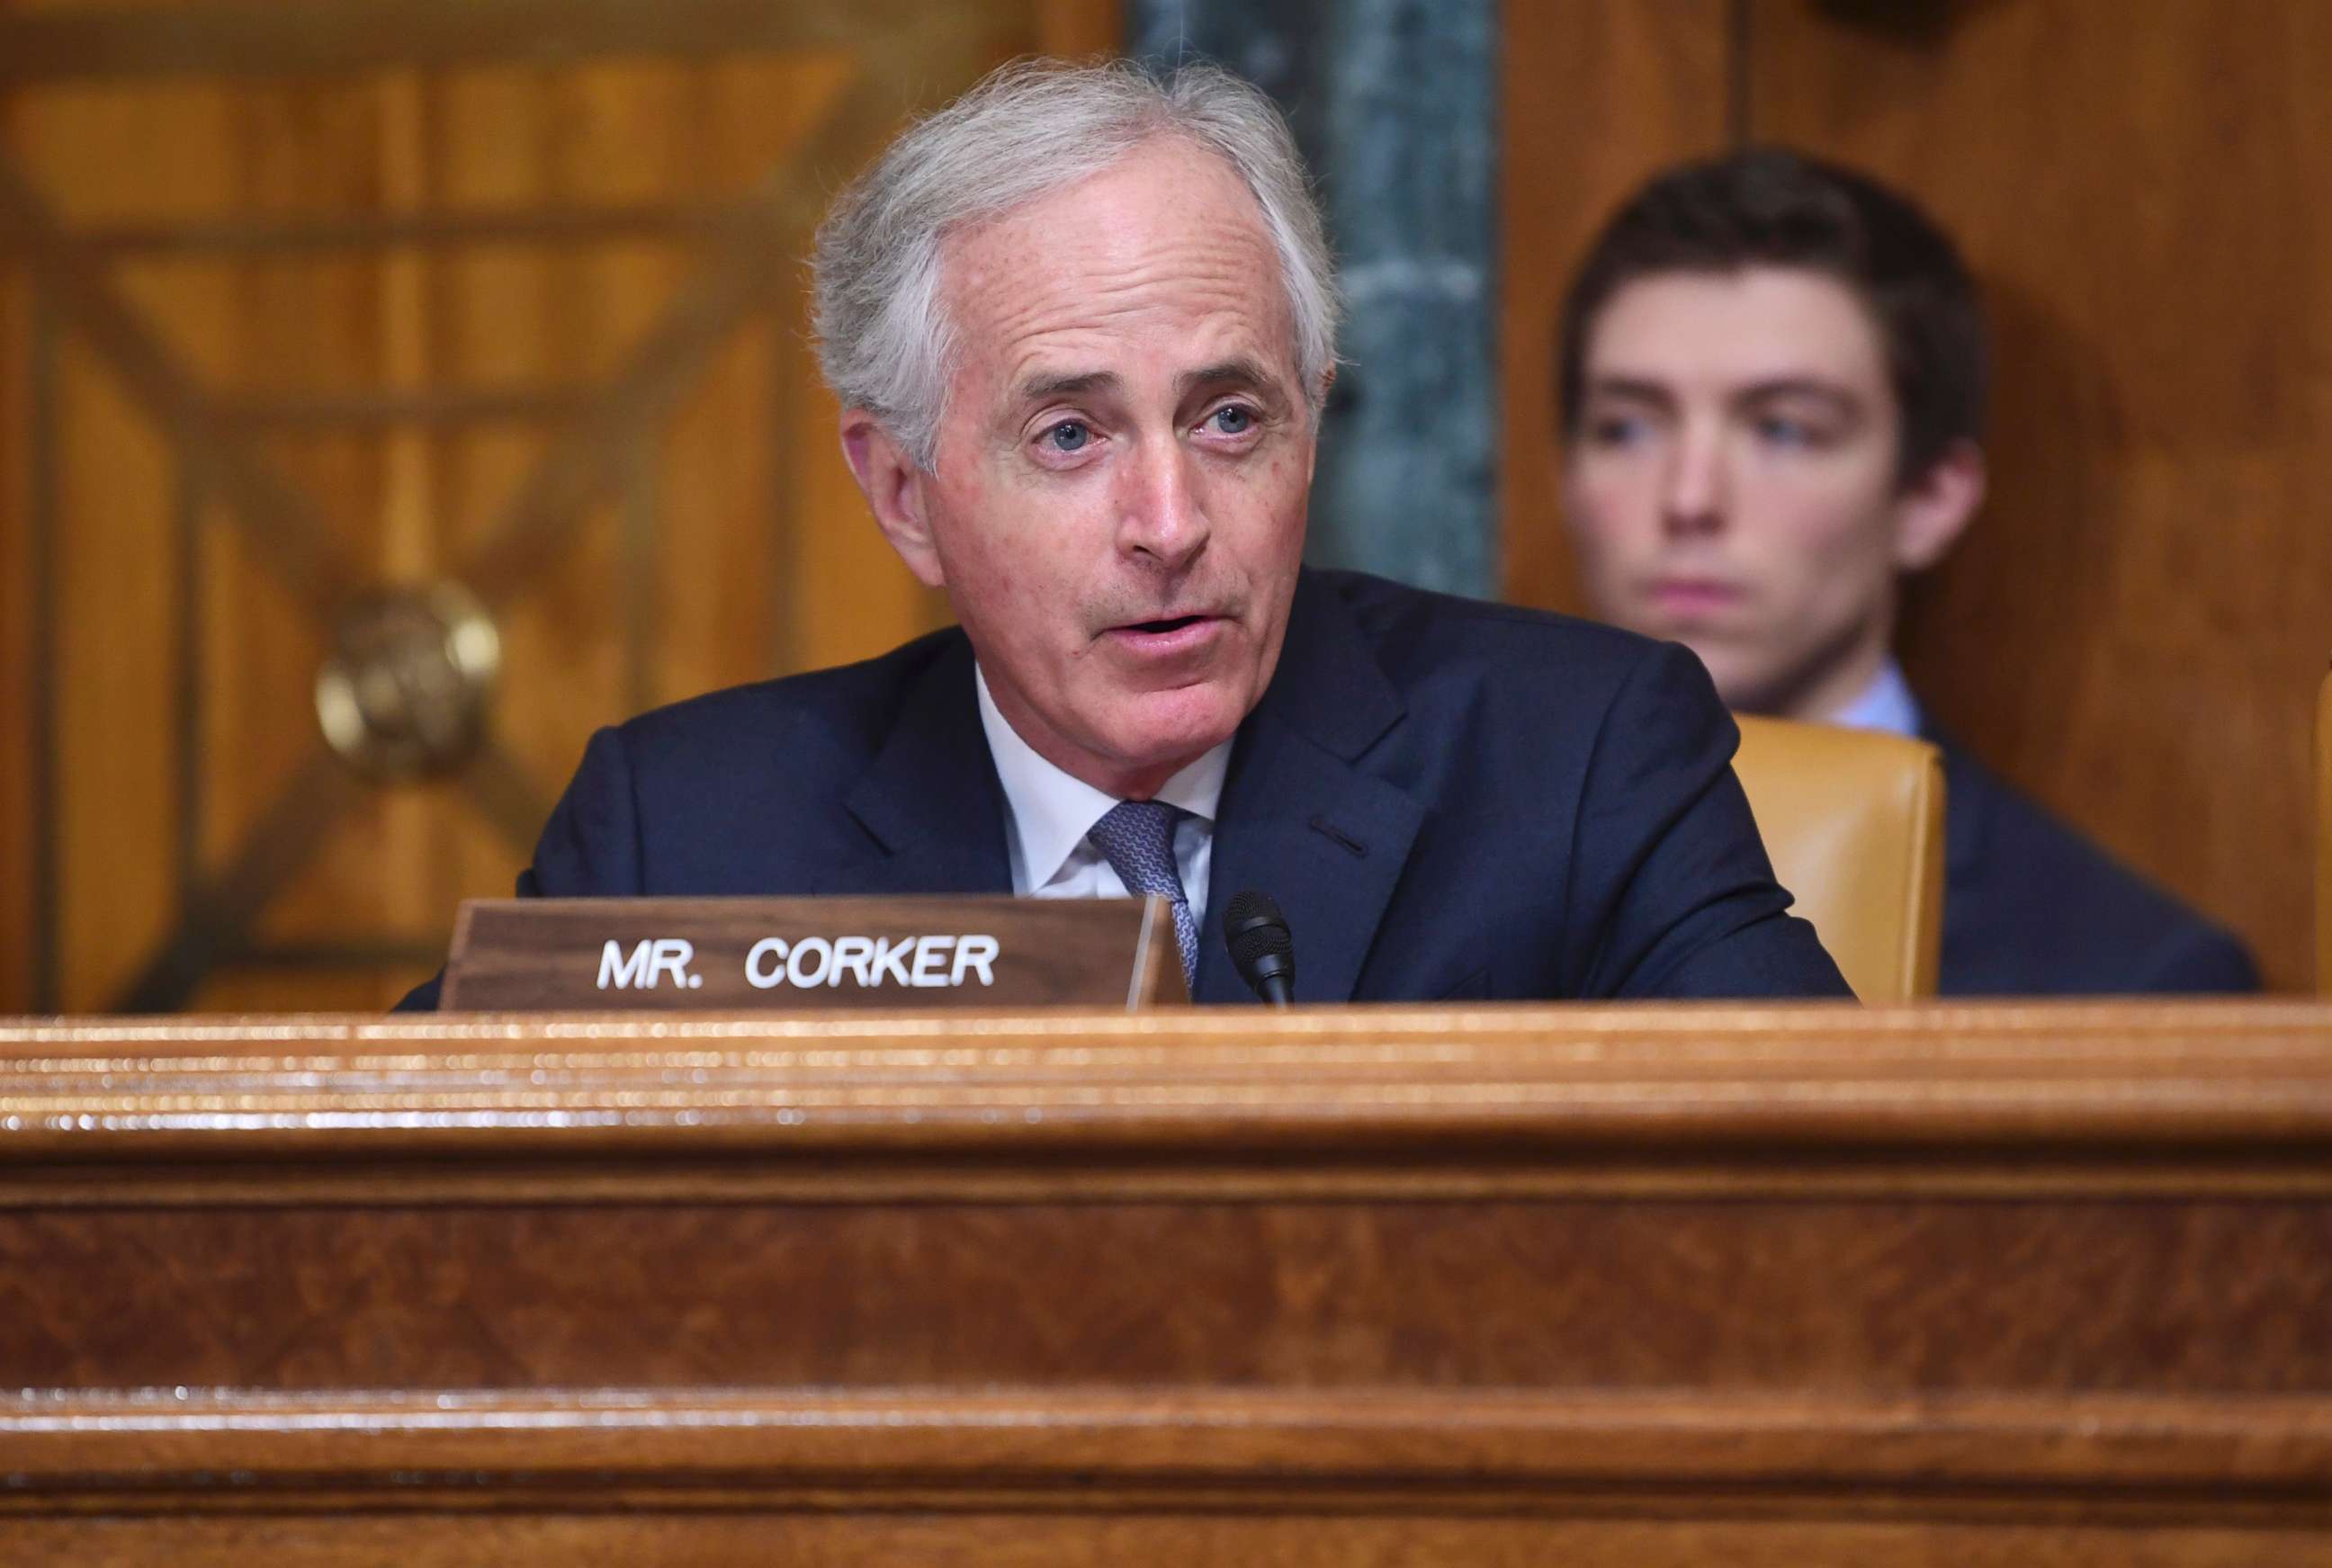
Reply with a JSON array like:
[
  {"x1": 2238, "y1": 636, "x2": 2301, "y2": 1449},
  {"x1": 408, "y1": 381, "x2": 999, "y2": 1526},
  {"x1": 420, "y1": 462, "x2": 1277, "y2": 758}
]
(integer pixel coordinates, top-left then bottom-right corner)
[
  {"x1": 1828, "y1": 658, "x2": 1923, "y2": 739},
  {"x1": 973, "y1": 666, "x2": 1231, "y2": 925}
]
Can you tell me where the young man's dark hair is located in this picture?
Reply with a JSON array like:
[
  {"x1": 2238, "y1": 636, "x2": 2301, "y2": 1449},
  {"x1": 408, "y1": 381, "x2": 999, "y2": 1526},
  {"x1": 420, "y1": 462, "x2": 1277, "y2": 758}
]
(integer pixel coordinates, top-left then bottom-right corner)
[{"x1": 1557, "y1": 146, "x2": 1989, "y2": 488}]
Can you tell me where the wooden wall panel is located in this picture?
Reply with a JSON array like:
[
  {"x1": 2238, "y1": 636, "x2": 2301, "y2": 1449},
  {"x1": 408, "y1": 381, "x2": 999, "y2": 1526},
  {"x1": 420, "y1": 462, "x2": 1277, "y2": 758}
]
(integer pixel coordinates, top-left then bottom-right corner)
[
  {"x1": 1744, "y1": 0, "x2": 2332, "y2": 992},
  {"x1": 1501, "y1": 0, "x2": 1732, "y2": 623},
  {"x1": 0, "y1": 1, "x2": 1121, "y2": 1014},
  {"x1": 51, "y1": 325, "x2": 184, "y2": 1006},
  {"x1": 0, "y1": 219, "x2": 30, "y2": 1012}
]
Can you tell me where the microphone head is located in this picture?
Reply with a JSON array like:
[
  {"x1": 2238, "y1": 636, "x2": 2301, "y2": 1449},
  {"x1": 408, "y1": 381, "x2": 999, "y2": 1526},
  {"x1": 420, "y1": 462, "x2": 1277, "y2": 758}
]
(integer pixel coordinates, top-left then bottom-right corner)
[{"x1": 1223, "y1": 889, "x2": 1295, "y2": 994}]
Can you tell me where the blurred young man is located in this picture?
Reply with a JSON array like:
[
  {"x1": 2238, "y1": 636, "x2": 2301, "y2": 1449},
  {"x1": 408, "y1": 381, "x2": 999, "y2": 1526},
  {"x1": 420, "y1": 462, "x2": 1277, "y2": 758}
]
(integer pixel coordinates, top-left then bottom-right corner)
[{"x1": 1558, "y1": 148, "x2": 2256, "y2": 995}]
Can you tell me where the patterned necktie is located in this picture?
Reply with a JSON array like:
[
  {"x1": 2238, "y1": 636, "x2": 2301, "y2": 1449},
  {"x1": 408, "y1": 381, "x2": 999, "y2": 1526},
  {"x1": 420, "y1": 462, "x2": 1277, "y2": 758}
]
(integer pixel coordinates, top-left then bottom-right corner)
[{"x1": 1087, "y1": 799, "x2": 1198, "y2": 990}]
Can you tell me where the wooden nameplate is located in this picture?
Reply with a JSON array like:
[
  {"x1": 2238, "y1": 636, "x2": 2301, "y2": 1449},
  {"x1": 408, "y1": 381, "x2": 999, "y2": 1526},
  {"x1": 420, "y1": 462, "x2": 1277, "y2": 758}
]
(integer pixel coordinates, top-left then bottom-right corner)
[{"x1": 439, "y1": 895, "x2": 1190, "y2": 1011}]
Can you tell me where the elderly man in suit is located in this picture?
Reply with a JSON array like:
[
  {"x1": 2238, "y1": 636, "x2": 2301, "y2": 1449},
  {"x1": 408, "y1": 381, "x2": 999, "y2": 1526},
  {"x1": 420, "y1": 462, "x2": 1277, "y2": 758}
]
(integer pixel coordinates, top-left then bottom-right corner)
[
  {"x1": 1556, "y1": 148, "x2": 2256, "y2": 995},
  {"x1": 403, "y1": 61, "x2": 1845, "y2": 1010}
]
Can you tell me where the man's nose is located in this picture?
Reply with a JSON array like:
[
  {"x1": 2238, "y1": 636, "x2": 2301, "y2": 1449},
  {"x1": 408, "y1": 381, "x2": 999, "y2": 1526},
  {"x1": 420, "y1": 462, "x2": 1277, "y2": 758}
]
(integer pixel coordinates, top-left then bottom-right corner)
[
  {"x1": 1659, "y1": 426, "x2": 1727, "y2": 538},
  {"x1": 1116, "y1": 436, "x2": 1210, "y2": 569}
]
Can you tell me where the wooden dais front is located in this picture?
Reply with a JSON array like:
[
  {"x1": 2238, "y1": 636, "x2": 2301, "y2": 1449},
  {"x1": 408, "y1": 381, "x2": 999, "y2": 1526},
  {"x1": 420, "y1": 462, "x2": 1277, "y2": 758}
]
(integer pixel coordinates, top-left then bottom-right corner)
[{"x1": 1, "y1": 1001, "x2": 2329, "y2": 1563}]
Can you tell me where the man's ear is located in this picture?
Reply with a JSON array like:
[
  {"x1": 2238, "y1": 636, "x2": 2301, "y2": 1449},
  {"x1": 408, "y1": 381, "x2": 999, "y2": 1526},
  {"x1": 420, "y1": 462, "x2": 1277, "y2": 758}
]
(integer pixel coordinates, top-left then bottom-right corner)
[
  {"x1": 839, "y1": 409, "x2": 946, "y2": 588},
  {"x1": 1890, "y1": 438, "x2": 1987, "y2": 572}
]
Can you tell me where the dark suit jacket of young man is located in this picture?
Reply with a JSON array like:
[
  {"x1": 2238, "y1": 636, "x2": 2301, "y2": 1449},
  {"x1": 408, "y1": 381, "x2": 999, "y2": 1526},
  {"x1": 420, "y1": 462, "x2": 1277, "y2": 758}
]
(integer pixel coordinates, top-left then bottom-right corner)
[
  {"x1": 1924, "y1": 727, "x2": 2259, "y2": 996},
  {"x1": 399, "y1": 570, "x2": 1850, "y2": 1009}
]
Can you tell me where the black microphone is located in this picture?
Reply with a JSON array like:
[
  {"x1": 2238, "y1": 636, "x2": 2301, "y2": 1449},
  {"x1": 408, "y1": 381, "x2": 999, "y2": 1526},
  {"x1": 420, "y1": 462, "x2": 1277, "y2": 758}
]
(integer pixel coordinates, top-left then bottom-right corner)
[{"x1": 1223, "y1": 890, "x2": 1296, "y2": 1006}]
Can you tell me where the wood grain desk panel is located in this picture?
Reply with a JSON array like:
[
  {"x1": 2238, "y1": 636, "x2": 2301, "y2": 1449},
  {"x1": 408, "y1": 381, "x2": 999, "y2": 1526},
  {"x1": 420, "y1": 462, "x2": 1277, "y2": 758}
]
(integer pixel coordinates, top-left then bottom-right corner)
[{"x1": 1, "y1": 1001, "x2": 2328, "y2": 1563}]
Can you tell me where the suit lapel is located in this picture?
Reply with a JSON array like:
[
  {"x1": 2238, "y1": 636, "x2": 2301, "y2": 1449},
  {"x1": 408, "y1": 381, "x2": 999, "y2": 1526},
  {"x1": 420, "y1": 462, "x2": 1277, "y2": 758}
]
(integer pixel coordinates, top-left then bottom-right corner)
[
  {"x1": 815, "y1": 634, "x2": 1016, "y2": 897},
  {"x1": 1197, "y1": 575, "x2": 1423, "y2": 1003}
]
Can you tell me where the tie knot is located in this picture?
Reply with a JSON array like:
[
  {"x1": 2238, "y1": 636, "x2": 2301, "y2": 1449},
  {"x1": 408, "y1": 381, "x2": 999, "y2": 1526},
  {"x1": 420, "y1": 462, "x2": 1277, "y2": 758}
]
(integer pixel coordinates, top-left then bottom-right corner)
[{"x1": 1087, "y1": 799, "x2": 1185, "y2": 899}]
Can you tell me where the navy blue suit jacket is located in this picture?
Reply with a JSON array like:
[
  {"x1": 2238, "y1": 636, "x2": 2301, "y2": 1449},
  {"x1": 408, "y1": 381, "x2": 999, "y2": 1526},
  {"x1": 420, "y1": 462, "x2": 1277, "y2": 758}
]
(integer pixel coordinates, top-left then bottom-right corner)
[
  {"x1": 401, "y1": 571, "x2": 1847, "y2": 1008},
  {"x1": 1927, "y1": 729, "x2": 2258, "y2": 996}
]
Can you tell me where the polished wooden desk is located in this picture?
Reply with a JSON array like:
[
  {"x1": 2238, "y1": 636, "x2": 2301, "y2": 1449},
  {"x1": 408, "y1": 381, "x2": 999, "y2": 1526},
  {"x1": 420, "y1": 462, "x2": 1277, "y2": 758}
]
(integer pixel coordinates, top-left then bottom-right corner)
[{"x1": 0, "y1": 1001, "x2": 2328, "y2": 1564}]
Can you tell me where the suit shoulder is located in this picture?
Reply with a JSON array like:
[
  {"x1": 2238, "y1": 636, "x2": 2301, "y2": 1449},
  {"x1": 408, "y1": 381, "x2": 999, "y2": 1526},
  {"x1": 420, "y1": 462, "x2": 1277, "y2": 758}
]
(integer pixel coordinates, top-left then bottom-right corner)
[
  {"x1": 589, "y1": 626, "x2": 968, "y2": 812},
  {"x1": 1315, "y1": 569, "x2": 1666, "y2": 686},
  {"x1": 1949, "y1": 751, "x2": 2209, "y2": 927},
  {"x1": 1941, "y1": 747, "x2": 2257, "y2": 992},
  {"x1": 612, "y1": 626, "x2": 964, "y2": 760},
  {"x1": 1298, "y1": 570, "x2": 1729, "y2": 794}
]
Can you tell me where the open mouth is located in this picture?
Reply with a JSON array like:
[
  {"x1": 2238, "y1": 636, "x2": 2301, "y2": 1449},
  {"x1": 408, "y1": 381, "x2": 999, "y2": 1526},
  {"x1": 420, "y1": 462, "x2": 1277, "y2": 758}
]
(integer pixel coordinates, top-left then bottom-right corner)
[{"x1": 1125, "y1": 614, "x2": 1207, "y2": 635}]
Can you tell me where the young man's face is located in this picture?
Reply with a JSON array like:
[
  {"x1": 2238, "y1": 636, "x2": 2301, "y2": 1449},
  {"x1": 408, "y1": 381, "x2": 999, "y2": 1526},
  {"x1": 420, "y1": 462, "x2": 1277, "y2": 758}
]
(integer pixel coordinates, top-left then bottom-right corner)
[{"x1": 1563, "y1": 266, "x2": 1976, "y2": 720}]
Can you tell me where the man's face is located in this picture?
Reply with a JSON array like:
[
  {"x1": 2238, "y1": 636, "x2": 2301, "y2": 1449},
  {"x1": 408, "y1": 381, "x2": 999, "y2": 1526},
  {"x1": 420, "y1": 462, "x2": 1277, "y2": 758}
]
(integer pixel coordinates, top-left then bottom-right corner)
[
  {"x1": 1564, "y1": 267, "x2": 1933, "y2": 719},
  {"x1": 855, "y1": 139, "x2": 1316, "y2": 798}
]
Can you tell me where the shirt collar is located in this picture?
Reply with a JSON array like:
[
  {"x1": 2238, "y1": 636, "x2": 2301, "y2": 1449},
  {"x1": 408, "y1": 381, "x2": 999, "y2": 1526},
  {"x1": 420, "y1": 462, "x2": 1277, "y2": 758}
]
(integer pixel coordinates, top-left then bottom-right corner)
[
  {"x1": 974, "y1": 664, "x2": 1233, "y2": 889},
  {"x1": 1827, "y1": 658, "x2": 1923, "y2": 738}
]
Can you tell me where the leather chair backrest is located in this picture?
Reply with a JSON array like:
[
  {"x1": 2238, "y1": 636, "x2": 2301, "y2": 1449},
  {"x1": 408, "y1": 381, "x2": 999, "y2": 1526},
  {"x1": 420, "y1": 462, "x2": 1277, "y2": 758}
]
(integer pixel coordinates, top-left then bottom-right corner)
[
  {"x1": 2318, "y1": 666, "x2": 2331, "y2": 993},
  {"x1": 1732, "y1": 716, "x2": 1947, "y2": 1002}
]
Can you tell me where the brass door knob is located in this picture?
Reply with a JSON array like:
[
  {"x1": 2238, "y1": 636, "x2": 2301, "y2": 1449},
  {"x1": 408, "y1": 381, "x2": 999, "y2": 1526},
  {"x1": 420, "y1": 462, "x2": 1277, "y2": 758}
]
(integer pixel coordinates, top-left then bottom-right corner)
[{"x1": 315, "y1": 582, "x2": 501, "y2": 780}]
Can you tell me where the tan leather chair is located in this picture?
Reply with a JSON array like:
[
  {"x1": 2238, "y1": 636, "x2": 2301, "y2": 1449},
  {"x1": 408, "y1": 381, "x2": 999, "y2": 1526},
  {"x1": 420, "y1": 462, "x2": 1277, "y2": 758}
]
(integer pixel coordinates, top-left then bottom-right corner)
[
  {"x1": 1731, "y1": 717, "x2": 1947, "y2": 1001},
  {"x1": 2318, "y1": 665, "x2": 2331, "y2": 994}
]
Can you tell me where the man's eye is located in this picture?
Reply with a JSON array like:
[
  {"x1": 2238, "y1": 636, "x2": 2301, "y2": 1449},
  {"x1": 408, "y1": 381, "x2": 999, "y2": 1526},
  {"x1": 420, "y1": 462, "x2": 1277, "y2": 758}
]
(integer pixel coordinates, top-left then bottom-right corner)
[
  {"x1": 1206, "y1": 405, "x2": 1256, "y2": 435},
  {"x1": 1755, "y1": 416, "x2": 1825, "y2": 449},
  {"x1": 1045, "y1": 420, "x2": 1092, "y2": 452}
]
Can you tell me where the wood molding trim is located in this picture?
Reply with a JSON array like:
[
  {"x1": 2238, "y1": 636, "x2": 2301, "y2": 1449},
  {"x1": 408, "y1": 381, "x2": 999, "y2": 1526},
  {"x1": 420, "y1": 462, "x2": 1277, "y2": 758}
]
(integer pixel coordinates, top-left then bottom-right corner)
[
  {"x1": 2, "y1": 1002, "x2": 2328, "y2": 1202},
  {"x1": 5, "y1": 1387, "x2": 2329, "y2": 1510},
  {"x1": 4, "y1": 1001, "x2": 2328, "y2": 1147}
]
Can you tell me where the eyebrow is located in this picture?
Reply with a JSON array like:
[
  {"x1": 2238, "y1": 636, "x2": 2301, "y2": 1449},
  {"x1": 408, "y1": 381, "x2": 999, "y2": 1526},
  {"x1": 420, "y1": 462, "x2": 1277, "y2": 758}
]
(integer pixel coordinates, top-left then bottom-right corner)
[
  {"x1": 1014, "y1": 369, "x2": 1123, "y2": 406},
  {"x1": 1583, "y1": 374, "x2": 1863, "y2": 410},
  {"x1": 1732, "y1": 377, "x2": 1861, "y2": 410},
  {"x1": 1010, "y1": 357, "x2": 1286, "y2": 410},
  {"x1": 1178, "y1": 357, "x2": 1278, "y2": 397},
  {"x1": 1583, "y1": 375, "x2": 1678, "y2": 408}
]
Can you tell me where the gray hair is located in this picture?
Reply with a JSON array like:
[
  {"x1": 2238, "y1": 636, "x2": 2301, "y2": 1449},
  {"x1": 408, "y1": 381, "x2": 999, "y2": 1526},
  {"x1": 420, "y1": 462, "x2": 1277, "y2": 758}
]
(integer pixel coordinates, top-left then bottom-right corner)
[{"x1": 811, "y1": 58, "x2": 1341, "y2": 470}]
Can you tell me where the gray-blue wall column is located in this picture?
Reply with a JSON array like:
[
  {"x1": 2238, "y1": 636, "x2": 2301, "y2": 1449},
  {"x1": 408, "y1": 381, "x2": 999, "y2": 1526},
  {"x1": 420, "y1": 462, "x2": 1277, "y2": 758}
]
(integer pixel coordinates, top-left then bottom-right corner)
[{"x1": 1130, "y1": 0, "x2": 1498, "y2": 598}]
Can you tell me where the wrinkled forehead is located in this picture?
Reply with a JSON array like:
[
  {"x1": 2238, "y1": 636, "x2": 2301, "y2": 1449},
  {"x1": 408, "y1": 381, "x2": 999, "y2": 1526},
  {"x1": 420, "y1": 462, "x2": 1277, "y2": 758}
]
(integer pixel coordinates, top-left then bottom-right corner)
[{"x1": 937, "y1": 139, "x2": 1301, "y2": 390}]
